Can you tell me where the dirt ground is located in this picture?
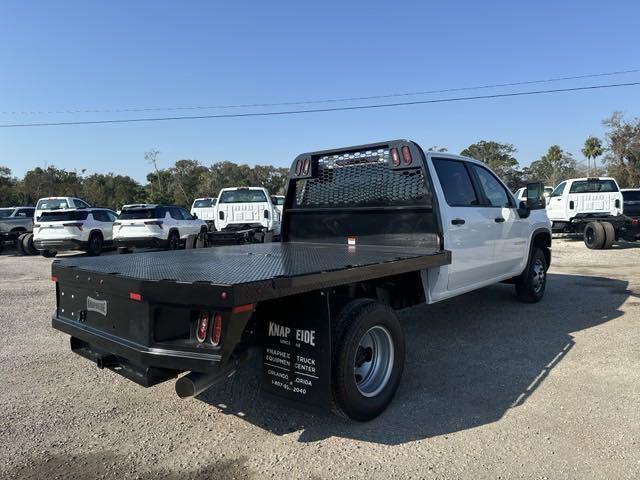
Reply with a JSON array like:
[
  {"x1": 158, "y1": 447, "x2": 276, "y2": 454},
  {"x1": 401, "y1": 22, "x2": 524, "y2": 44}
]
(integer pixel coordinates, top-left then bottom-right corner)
[{"x1": 1, "y1": 237, "x2": 639, "y2": 479}]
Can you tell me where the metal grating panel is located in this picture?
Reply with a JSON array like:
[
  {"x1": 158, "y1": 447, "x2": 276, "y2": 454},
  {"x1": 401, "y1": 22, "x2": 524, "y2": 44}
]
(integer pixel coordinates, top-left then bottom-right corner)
[
  {"x1": 294, "y1": 149, "x2": 431, "y2": 208},
  {"x1": 54, "y1": 242, "x2": 442, "y2": 286}
]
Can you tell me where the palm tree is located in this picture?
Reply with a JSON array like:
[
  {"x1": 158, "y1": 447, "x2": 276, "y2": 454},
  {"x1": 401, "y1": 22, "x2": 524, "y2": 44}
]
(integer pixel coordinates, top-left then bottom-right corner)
[{"x1": 582, "y1": 137, "x2": 603, "y2": 177}]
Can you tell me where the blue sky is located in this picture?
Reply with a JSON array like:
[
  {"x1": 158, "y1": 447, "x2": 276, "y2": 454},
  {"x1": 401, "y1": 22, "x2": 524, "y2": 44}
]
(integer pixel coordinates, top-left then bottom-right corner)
[{"x1": 1, "y1": 0, "x2": 639, "y2": 183}]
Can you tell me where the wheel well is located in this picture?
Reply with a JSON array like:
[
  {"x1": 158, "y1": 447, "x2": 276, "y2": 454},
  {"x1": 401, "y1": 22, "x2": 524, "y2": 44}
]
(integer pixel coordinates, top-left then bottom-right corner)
[
  {"x1": 89, "y1": 230, "x2": 103, "y2": 239},
  {"x1": 330, "y1": 271, "x2": 425, "y2": 310},
  {"x1": 532, "y1": 231, "x2": 551, "y2": 268},
  {"x1": 10, "y1": 227, "x2": 27, "y2": 233}
]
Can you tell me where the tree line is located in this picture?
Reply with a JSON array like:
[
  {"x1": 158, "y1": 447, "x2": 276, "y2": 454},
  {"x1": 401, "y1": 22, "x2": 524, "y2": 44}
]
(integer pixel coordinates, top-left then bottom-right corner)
[{"x1": 1, "y1": 112, "x2": 639, "y2": 209}]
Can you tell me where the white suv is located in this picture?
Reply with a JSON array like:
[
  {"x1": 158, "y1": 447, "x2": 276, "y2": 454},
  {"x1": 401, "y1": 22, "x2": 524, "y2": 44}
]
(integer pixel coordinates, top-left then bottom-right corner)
[
  {"x1": 33, "y1": 208, "x2": 118, "y2": 257},
  {"x1": 114, "y1": 204, "x2": 207, "y2": 251},
  {"x1": 35, "y1": 197, "x2": 91, "y2": 220}
]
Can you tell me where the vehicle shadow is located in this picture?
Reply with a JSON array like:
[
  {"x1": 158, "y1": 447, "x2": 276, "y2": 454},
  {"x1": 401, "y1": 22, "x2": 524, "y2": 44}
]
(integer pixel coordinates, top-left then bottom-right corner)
[{"x1": 196, "y1": 273, "x2": 634, "y2": 445}]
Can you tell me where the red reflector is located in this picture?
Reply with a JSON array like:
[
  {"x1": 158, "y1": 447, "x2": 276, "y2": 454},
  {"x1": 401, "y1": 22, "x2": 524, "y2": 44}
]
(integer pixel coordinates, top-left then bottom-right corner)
[
  {"x1": 295, "y1": 159, "x2": 302, "y2": 175},
  {"x1": 390, "y1": 148, "x2": 401, "y2": 166},
  {"x1": 633, "y1": 218, "x2": 639, "y2": 225},
  {"x1": 232, "y1": 304, "x2": 254, "y2": 314},
  {"x1": 210, "y1": 313, "x2": 223, "y2": 346},
  {"x1": 196, "y1": 312, "x2": 209, "y2": 343},
  {"x1": 302, "y1": 158, "x2": 310, "y2": 175},
  {"x1": 51, "y1": 275, "x2": 58, "y2": 282},
  {"x1": 129, "y1": 292, "x2": 142, "y2": 301},
  {"x1": 401, "y1": 145, "x2": 412, "y2": 164}
]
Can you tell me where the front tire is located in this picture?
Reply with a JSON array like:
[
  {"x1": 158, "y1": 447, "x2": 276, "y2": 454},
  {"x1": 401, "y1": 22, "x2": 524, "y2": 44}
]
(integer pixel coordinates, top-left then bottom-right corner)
[
  {"x1": 515, "y1": 247, "x2": 547, "y2": 303},
  {"x1": 331, "y1": 299, "x2": 405, "y2": 421},
  {"x1": 167, "y1": 231, "x2": 180, "y2": 250}
]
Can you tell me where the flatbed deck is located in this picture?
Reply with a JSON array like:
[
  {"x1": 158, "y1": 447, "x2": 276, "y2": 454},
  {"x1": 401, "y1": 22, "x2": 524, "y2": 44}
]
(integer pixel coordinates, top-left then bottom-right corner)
[{"x1": 52, "y1": 242, "x2": 450, "y2": 305}]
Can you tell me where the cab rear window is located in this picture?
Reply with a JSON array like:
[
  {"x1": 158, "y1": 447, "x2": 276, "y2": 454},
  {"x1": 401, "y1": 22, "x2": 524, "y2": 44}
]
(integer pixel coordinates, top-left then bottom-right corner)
[
  {"x1": 193, "y1": 199, "x2": 215, "y2": 208},
  {"x1": 36, "y1": 199, "x2": 69, "y2": 210},
  {"x1": 219, "y1": 190, "x2": 267, "y2": 203},
  {"x1": 569, "y1": 180, "x2": 618, "y2": 193},
  {"x1": 39, "y1": 211, "x2": 89, "y2": 221}
]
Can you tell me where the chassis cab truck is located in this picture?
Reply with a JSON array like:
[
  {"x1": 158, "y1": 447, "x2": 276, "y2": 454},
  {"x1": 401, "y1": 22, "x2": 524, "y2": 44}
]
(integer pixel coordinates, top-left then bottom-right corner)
[{"x1": 51, "y1": 140, "x2": 551, "y2": 421}]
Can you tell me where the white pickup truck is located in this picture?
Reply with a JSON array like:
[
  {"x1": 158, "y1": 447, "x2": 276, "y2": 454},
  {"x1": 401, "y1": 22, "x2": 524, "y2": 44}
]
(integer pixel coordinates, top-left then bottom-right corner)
[
  {"x1": 545, "y1": 177, "x2": 638, "y2": 249},
  {"x1": 214, "y1": 187, "x2": 281, "y2": 237},
  {"x1": 51, "y1": 140, "x2": 552, "y2": 421}
]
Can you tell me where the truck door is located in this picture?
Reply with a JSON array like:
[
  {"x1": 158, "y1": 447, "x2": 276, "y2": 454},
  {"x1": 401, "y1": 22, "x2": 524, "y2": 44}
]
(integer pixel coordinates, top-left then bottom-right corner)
[
  {"x1": 546, "y1": 182, "x2": 567, "y2": 221},
  {"x1": 468, "y1": 164, "x2": 529, "y2": 277},
  {"x1": 431, "y1": 158, "x2": 498, "y2": 291}
]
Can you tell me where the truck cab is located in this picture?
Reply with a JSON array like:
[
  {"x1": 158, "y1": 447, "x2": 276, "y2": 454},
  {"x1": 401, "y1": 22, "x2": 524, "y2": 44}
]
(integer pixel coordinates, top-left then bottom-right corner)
[{"x1": 546, "y1": 177, "x2": 624, "y2": 227}]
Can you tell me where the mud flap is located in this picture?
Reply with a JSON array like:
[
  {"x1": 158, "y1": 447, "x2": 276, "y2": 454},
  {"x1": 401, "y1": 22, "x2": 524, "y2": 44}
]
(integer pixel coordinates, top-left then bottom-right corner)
[{"x1": 260, "y1": 291, "x2": 332, "y2": 408}]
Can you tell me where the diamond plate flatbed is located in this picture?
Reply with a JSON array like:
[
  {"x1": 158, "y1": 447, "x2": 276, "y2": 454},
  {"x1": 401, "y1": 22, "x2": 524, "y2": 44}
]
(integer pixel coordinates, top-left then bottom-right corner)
[{"x1": 52, "y1": 242, "x2": 450, "y2": 306}]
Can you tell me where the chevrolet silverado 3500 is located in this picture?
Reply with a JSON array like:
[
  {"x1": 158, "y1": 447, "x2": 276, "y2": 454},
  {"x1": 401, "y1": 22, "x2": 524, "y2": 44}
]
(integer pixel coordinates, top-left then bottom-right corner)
[{"x1": 50, "y1": 140, "x2": 551, "y2": 421}]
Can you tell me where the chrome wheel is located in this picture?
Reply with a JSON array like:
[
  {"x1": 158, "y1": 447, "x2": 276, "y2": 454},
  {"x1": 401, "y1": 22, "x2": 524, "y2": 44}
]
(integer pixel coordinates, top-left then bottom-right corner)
[
  {"x1": 532, "y1": 258, "x2": 545, "y2": 293},
  {"x1": 354, "y1": 325, "x2": 394, "y2": 397}
]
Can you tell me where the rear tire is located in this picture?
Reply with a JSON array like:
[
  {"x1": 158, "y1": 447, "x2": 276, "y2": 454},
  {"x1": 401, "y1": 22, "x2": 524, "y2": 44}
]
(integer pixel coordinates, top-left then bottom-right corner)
[
  {"x1": 601, "y1": 222, "x2": 616, "y2": 249},
  {"x1": 86, "y1": 232, "x2": 103, "y2": 256},
  {"x1": 24, "y1": 233, "x2": 39, "y2": 255},
  {"x1": 330, "y1": 299, "x2": 405, "y2": 421},
  {"x1": 16, "y1": 233, "x2": 28, "y2": 255},
  {"x1": 515, "y1": 247, "x2": 547, "y2": 303},
  {"x1": 583, "y1": 222, "x2": 606, "y2": 249},
  {"x1": 167, "y1": 230, "x2": 180, "y2": 250}
]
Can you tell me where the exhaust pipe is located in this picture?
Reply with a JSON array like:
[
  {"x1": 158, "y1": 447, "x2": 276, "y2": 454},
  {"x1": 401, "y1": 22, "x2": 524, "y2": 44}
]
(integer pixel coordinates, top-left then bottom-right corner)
[{"x1": 176, "y1": 349, "x2": 255, "y2": 399}]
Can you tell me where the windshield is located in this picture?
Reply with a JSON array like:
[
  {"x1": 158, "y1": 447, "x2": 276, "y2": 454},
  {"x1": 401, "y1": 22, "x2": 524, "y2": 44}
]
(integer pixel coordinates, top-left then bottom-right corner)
[
  {"x1": 273, "y1": 197, "x2": 285, "y2": 206},
  {"x1": 219, "y1": 190, "x2": 267, "y2": 203},
  {"x1": 0, "y1": 208, "x2": 14, "y2": 218},
  {"x1": 119, "y1": 208, "x2": 164, "y2": 220},
  {"x1": 569, "y1": 180, "x2": 619, "y2": 193},
  {"x1": 38, "y1": 211, "x2": 89, "y2": 222},
  {"x1": 623, "y1": 190, "x2": 640, "y2": 202},
  {"x1": 36, "y1": 198, "x2": 70, "y2": 210},
  {"x1": 193, "y1": 199, "x2": 215, "y2": 208}
]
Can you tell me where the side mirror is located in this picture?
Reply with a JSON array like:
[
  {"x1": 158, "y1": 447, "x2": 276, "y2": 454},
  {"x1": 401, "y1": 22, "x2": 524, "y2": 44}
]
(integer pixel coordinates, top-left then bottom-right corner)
[
  {"x1": 192, "y1": 214, "x2": 198, "y2": 219},
  {"x1": 518, "y1": 201, "x2": 531, "y2": 219},
  {"x1": 526, "y1": 182, "x2": 546, "y2": 210}
]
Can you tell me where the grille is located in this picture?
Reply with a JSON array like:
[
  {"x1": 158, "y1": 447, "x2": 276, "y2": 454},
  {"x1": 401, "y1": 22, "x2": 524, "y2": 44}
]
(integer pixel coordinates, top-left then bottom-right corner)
[{"x1": 293, "y1": 148, "x2": 431, "y2": 208}]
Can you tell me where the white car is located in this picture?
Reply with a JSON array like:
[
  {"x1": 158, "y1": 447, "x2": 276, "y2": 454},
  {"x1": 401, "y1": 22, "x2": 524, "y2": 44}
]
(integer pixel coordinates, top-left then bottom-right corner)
[
  {"x1": 546, "y1": 177, "x2": 624, "y2": 228},
  {"x1": 513, "y1": 186, "x2": 553, "y2": 204},
  {"x1": 33, "y1": 208, "x2": 118, "y2": 257},
  {"x1": 113, "y1": 204, "x2": 207, "y2": 251},
  {"x1": 214, "y1": 187, "x2": 281, "y2": 235},
  {"x1": 35, "y1": 197, "x2": 91, "y2": 220},
  {"x1": 190, "y1": 197, "x2": 217, "y2": 229},
  {"x1": 271, "y1": 195, "x2": 285, "y2": 219}
]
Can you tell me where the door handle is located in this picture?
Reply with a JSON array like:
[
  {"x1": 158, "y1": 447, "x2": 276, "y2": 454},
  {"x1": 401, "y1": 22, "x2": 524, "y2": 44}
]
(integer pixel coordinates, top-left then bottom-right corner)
[
  {"x1": 494, "y1": 217, "x2": 505, "y2": 223},
  {"x1": 451, "y1": 219, "x2": 465, "y2": 225}
]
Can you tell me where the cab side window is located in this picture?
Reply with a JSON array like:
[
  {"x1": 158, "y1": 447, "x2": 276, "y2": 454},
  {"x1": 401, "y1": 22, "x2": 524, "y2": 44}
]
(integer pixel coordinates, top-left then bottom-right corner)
[
  {"x1": 169, "y1": 207, "x2": 183, "y2": 220},
  {"x1": 74, "y1": 199, "x2": 90, "y2": 209},
  {"x1": 471, "y1": 165, "x2": 512, "y2": 208},
  {"x1": 179, "y1": 208, "x2": 193, "y2": 220},
  {"x1": 551, "y1": 182, "x2": 566, "y2": 197},
  {"x1": 433, "y1": 159, "x2": 479, "y2": 207}
]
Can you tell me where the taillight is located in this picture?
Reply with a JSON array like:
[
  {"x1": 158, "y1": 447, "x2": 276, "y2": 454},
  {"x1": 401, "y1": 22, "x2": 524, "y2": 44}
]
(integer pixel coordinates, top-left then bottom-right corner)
[
  {"x1": 219, "y1": 211, "x2": 225, "y2": 220},
  {"x1": 51, "y1": 275, "x2": 57, "y2": 282},
  {"x1": 615, "y1": 199, "x2": 620, "y2": 209},
  {"x1": 144, "y1": 220, "x2": 163, "y2": 228},
  {"x1": 129, "y1": 292, "x2": 142, "y2": 301},
  {"x1": 264, "y1": 209, "x2": 269, "y2": 219},
  {"x1": 295, "y1": 159, "x2": 302, "y2": 176},
  {"x1": 196, "y1": 312, "x2": 209, "y2": 343},
  {"x1": 302, "y1": 158, "x2": 310, "y2": 175},
  {"x1": 401, "y1": 146, "x2": 412, "y2": 165},
  {"x1": 210, "y1": 313, "x2": 223, "y2": 346},
  {"x1": 632, "y1": 218, "x2": 639, "y2": 226},
  {"x1": 63, "y1": 222, "x2": 83, "y2": 230},
  {"x1": 390, "y1": 148, "x2": 401, "y2": 167},
  {"x1": 569, "y1": 201, "x2": 575, "y2": 210}
]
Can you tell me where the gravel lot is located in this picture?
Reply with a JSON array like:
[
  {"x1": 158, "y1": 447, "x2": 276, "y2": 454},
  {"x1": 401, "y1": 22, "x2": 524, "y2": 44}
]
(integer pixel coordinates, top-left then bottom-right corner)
[{"x1": 1, "y1": 238, "x2": 639, "y2": 479}]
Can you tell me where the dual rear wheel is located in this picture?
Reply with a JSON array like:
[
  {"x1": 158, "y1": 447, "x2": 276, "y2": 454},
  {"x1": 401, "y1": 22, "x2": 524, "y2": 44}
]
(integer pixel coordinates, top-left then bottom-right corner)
[{"x1": 583, "y1": 221, "x2": 616, "y2": 250}]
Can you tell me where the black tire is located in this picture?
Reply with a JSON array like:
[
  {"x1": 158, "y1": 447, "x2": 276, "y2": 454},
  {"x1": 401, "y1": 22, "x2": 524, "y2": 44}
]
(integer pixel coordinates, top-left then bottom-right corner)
[
  {"x1": 583, "y1": 222, "x2": 606, "y2": 249},
  {"x1": 24, "y1": 233, "x2": 39, "y2": 255},
  {"x1": 167, "y1": 230, "x2": 180, "y2": 250},
  {"x1": 330, "y1": 299, "x2": 405, "y2": 421},
  {"x1": 16, "y1": 233, "x2": 28, "y2": 255},
  {"x1": 601, "y1": 222, "x2": 616, "y2": 249},
  {"x1": 515, "y1": 247, "x2": 547, "y2": 303},
  {"x1": 40, "y1": 250, "x2": 57, "y2": 258},
  {"x1": 86, "y1": 232, "x2": 103, "y2": 256},
  {"x1": 196, "y1": 227, "x2": 208, "y2": 248}
]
